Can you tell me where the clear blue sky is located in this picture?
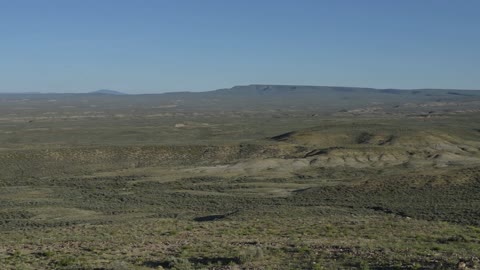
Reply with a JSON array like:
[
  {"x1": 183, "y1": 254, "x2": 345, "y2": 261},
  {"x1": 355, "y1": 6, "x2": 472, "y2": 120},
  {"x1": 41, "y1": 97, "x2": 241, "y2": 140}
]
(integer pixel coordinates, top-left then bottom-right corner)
[{"x1": 1, "y1": 0, "x2": 479, "y2": 93}]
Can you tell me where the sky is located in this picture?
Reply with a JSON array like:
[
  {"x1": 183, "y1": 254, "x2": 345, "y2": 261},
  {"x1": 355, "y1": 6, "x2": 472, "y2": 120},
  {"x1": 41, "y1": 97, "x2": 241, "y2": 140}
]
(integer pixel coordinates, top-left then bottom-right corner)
[{"x1": 1, "y1": 0, "x2": 479, "y2": 93}]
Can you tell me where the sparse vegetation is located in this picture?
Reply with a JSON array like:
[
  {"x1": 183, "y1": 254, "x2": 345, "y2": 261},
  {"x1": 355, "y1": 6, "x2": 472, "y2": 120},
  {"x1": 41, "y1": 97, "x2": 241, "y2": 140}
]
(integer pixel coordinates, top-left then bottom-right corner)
[{"x1": 1, "y1": 90, "x2": 480, "y2": 269}]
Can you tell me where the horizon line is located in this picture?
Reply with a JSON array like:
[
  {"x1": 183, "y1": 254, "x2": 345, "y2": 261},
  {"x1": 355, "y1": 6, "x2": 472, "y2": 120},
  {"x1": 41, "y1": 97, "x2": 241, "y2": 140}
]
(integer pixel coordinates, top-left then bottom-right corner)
[{"x1": 1, "y1": 84, "x2": 480, "y2": 95}]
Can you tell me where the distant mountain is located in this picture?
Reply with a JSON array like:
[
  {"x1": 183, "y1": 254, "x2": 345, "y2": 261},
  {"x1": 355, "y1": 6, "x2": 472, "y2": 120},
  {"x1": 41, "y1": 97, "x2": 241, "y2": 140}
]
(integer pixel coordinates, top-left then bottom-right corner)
[
  {"x1": 208, "y1": 85, "x2": 377, "y2": 96},
  {"x1": 2, "y1": 85, "x2": 480, "y2": 113},
  {"x1": 89, "y1": 89, "x2": 126, "y2": 95},
  {"x1": 2, "y1": 85, "x2": 479, "y2": 97},
  {"x1": 207, "y1": 84, "x2": 480, "y2": 96}
]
